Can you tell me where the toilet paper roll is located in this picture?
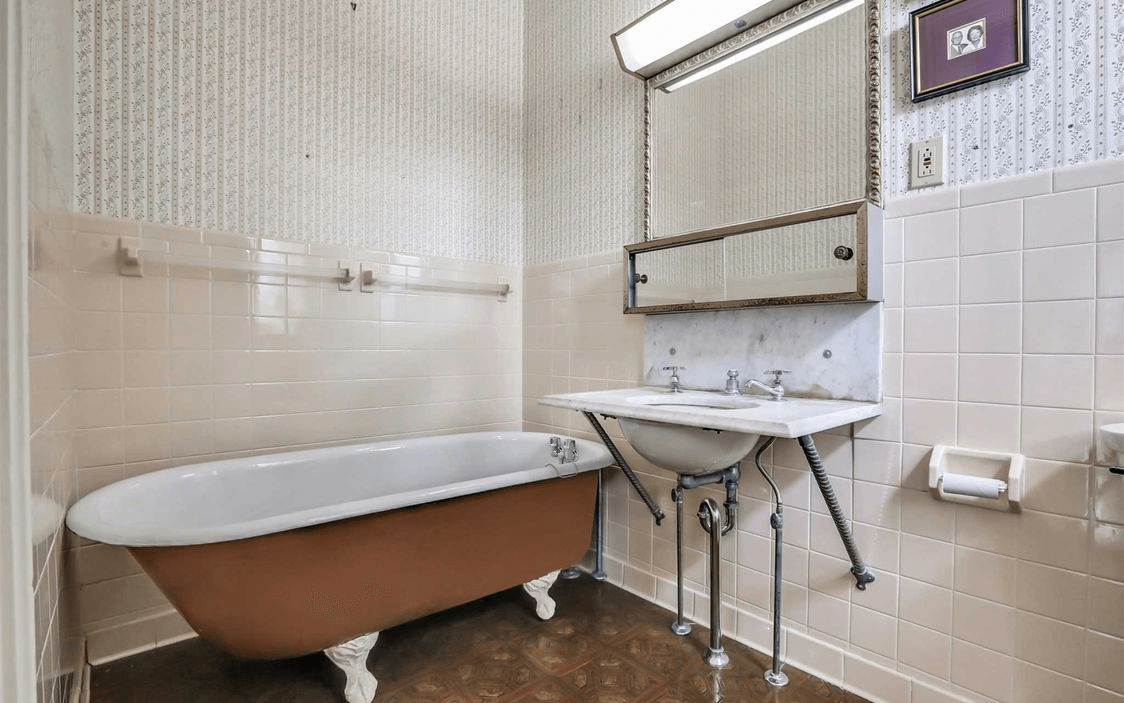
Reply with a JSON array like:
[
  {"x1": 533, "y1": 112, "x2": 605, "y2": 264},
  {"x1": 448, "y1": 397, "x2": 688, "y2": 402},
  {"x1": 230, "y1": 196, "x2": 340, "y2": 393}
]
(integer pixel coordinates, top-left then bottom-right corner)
[{"x1": 940, "y1": 473, "x2": 1007, "y2": 499}]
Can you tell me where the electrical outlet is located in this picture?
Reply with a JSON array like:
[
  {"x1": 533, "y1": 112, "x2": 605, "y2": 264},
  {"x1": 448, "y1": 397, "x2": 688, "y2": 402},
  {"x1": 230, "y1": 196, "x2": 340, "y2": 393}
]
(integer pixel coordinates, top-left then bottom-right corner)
[{"x1": 910, "y1": 135, "x2": 945, "y2": 189}]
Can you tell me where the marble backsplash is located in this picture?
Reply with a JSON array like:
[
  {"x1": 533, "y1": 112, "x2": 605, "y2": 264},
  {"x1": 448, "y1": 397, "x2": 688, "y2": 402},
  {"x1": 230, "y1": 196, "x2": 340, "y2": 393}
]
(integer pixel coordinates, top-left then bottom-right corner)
[{"x1": 643, "y1": 302, "x2": 883, "y2": 401}]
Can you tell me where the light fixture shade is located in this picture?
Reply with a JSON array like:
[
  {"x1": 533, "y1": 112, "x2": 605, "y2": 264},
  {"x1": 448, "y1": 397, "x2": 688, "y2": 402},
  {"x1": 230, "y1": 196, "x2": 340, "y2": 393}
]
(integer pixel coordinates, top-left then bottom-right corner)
[
  {"x1": 657, "y1": 0, "x2": 866, "y2": 92},
  {"x1": 611, "y1": 0, "x2": 795, "y2": 79}
]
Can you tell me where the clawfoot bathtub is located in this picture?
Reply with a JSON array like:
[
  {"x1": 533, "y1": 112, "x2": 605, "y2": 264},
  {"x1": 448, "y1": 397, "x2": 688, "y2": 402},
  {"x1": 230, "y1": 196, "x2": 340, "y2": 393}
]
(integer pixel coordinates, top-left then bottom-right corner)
[{"x1": 67, "y1": 432, "x2": 611, "y2": 702}]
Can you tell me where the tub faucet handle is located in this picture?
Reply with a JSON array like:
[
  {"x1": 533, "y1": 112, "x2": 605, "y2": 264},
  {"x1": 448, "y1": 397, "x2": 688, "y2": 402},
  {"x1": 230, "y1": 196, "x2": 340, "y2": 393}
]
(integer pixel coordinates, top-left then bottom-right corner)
[{"x1": 549, "y1": 436, "x2": 578, "y2": 463}]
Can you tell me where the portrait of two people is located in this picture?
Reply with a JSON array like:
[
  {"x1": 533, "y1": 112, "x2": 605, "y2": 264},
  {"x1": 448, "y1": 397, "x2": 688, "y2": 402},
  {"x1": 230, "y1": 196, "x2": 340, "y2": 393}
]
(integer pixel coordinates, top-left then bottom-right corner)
[{"x1": 947, "y1": 18, "x2": 986, "y2": 58}]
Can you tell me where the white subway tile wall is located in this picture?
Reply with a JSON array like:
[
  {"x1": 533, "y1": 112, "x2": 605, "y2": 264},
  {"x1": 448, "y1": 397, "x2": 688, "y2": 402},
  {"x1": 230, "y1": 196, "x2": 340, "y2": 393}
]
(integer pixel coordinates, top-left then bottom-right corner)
[
  {"x1": 68, "y1": 213, "x2": 522, "y2": 663},
  {"x1": 28, "y1": 208, "x2": 80, "y2": 703},
  {"x1": 526, "y1": 160, "x2": 1124, "y2": 703}
]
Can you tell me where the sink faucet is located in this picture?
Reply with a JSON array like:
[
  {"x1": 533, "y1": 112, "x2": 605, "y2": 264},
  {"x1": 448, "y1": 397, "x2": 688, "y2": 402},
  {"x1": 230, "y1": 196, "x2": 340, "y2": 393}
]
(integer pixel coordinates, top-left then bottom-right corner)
[
  {"x1": 662, "y1": 366, "x2": 686, "y2": 393},
  {"x1": 744, "y1": 369, "x2": 790, "y2": 401}
]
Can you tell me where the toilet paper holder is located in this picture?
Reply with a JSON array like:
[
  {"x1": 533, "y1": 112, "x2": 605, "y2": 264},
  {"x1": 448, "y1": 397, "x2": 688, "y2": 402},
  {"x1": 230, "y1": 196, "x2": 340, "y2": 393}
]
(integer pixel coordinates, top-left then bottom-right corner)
[{"x1": 928, "y1": 445, "x2": 1024, "y2": 512}]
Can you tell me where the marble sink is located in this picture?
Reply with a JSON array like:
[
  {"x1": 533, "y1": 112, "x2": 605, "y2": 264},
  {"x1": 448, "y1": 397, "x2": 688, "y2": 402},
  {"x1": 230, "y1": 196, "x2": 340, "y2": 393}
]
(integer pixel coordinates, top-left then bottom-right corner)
[{"x1": 540, "y1": 387, "x2": 882, "y2": 474}]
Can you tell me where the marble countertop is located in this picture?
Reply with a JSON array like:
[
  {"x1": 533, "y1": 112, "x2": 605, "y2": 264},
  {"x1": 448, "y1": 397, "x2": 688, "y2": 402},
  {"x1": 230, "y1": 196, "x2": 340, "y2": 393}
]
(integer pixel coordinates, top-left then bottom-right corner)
[{"x1": 540, "y1": 387, "x2": 882, "y2": 439}]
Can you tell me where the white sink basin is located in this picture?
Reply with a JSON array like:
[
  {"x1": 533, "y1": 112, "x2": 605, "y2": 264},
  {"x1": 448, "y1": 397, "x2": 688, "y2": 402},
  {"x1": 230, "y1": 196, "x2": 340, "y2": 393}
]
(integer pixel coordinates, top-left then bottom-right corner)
[
  {"x1": 540, "y1": 387, "x2": 882, "y2": 475},
  {"x1": 617, "y1": 392, "x2": 762, "y2": 473},
  {"x1": 617, "y1": 416, "x2": 761, "y2": 474}
]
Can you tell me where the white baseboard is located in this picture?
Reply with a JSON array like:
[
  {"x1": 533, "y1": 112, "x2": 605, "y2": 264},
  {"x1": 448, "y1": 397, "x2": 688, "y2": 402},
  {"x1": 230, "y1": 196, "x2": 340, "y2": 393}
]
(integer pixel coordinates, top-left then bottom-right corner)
[
  {"x1": 85, "y1": 607, "x2": 197, "y2": 666},
  {"x1": 601, "y1": 555, "x2": 975, "y2": 703}
]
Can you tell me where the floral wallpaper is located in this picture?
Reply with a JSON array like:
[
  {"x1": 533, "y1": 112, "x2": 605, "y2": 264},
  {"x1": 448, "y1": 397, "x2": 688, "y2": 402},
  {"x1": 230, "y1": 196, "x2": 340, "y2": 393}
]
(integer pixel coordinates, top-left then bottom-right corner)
[
  {"x1": 75, "y1": 0, "x2": 1122, "y2": 266},
  {"x1": 883, "y1": 0, "x2": 1123, "y2": 194},
  {"x1": 522, "y1": 0, "x2": 654, "y2": 265},
  {"x1": 74, "y1": 0, "x2": 524, "y2": 264}
]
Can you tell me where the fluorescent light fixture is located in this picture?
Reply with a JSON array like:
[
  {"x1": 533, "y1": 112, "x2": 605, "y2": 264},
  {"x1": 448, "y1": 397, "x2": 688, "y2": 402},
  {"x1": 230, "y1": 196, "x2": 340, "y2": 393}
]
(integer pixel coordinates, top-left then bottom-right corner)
[
  {"x1": 659, "y1": 0, "x2": 865, "y2": 92},
  {"x1": 612, "y1": 0, "x2": 775, "y2": 77}
]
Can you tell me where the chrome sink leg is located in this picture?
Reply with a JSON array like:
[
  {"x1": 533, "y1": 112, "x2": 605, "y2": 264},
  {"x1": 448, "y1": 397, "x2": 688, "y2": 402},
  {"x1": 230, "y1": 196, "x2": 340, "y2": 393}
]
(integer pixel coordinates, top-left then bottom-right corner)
[
  {"x1": 698, "y1": 498, "x2": 728, "y2": 668},
  {"x1": 764, "y1": 506, "x2": 788, "y2": 687},
  {"x1": 670, "y1": 486, "x2": 692, "y2": 636},
  {"x1": 753, "y1": 437, "x2": 788, "y2": 687}
]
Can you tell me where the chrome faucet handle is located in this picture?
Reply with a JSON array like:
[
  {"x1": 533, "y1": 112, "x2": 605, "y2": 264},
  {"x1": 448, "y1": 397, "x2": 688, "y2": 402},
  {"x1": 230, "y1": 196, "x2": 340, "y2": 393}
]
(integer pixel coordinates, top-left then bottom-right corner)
[
  {"x1": 763, "y1": 369, "x2": 791, "y2": 387},
  {"x1": 662, "y1": 365, "x2": 686, "y2": 393},
  {"x1": 744, "y1": 369, "x2": 790, "y2": 401},
  {"x1": 549, "y1": 436, "x2": 579, "y2": 463},
  {"x1": 723, "y1": 370, "x2": 741, "y2": 395}
]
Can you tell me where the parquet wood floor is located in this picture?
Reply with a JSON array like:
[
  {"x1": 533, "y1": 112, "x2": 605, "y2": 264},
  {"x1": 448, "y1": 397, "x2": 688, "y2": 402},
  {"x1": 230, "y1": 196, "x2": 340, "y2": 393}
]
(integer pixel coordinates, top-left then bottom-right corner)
[{"x1": 92, "y1": 577, "x2": 870, "y2": 703}]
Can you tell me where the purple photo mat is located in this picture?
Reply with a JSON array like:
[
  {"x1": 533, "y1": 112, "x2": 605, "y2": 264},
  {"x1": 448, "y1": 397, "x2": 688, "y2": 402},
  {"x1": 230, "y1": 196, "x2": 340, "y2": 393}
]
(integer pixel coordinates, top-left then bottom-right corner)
[{"x1": 917, "y1": 0, "x2": 1018, "y2": 90}]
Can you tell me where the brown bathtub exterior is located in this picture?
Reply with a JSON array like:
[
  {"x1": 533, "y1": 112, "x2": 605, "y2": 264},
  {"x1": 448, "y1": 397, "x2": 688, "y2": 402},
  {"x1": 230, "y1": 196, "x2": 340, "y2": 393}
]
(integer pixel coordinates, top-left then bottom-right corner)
[{"x1": 129, "y1": 471, "x2": 598, "y2": 659}]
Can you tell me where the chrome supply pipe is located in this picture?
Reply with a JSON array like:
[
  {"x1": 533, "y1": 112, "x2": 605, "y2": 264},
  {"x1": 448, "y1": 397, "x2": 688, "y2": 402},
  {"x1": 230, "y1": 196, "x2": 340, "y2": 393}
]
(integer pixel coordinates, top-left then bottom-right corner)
[
  {"x1": 697, "y1": 498, "x2": 729, "y2": 668},
  {"x1": 753, "y1": 437, "x2": 788, "y2": 687},
  {"x1": 721, "y1": 469, "x2": 739, "y2": 536},
  {"x1": 670, "y1": 487, "x2": 692, "y2": 635},
  {"x1": 797, "y1": 435, "x2": 875, "y2": 590}
]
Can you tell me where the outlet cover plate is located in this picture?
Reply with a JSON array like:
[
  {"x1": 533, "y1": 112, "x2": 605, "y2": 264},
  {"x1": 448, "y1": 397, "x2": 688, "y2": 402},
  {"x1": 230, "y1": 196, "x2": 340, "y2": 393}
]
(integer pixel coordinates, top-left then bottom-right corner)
[{"x1": 910, "y1": 135, "x2": 945, "y2": 189}]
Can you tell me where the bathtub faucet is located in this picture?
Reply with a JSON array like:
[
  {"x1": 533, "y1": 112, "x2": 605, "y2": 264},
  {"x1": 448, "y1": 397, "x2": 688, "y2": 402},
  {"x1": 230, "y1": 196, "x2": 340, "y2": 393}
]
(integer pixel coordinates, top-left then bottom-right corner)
[{"x1": 549, "y1": 436, "x2": 579, "y2": 463}]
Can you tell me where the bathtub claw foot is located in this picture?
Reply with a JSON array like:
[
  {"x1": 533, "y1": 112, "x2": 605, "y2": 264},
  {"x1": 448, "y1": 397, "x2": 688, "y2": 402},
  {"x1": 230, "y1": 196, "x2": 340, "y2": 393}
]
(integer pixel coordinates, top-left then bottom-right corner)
[
  {"x1": 523, "y1": 570, "x2": 560, "y2": 620},
  {"x1": 325, "y1": 632, "x2": 380, "y2": 703}
]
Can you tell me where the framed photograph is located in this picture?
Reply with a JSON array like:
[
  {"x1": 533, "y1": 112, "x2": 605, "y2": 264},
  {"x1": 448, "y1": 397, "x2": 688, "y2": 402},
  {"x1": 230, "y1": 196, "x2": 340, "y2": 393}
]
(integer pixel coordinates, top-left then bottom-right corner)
[{"x1": 910, "y1": 0, "x2": 1029, "y2": 102}]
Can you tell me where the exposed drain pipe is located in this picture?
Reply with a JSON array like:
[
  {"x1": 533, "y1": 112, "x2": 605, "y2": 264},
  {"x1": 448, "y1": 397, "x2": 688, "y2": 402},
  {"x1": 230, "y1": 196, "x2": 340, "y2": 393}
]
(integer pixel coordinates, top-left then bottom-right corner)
[
  {"x1": 697, "y1": 498, "x2": 728, "y2": 668},
  {"x1": 674, "y1": 463, "x2": 741, "y2": 667},
  {"x1": 671, "y1": 464, "x2": 740, "y2": 641},
  {"x1": 678, "y1": 464, "x2": 740, "y2": 499}
]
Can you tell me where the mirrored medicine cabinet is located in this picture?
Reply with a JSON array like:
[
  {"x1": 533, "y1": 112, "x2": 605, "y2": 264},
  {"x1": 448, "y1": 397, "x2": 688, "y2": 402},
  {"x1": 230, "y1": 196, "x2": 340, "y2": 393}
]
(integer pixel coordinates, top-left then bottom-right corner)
[
  {"x1": 621, "y1": 0, "x2": 884, "y2": 314},
  {"x1": 625, "y1": 199, "x2": 882, "y2": 312}
]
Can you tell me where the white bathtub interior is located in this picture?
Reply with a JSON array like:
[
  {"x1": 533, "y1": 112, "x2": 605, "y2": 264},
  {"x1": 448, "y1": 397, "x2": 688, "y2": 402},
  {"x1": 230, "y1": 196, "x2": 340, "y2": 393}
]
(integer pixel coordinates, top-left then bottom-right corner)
[{"x1": 67, "y1": 432, "x2": 611, "y2": 547}]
